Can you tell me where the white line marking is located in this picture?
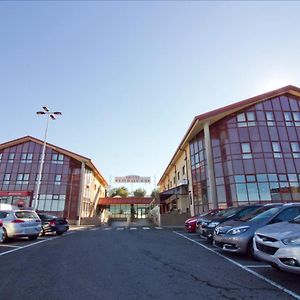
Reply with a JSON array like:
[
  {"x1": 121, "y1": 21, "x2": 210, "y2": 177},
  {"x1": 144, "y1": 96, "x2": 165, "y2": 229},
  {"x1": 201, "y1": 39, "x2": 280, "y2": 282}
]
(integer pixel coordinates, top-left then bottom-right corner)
[
  {"x1": 90, "y1": 228, "x2": 99, "y2": 231},
  {"x1": 174, "y1": 232, "x2": 300, "y2": 300},
  {"x1": 155, "y1": 227, "x2": 163, "y2": 230},
  {"x1": 116, "y1": 228, "x2": 124, "y2": 231},
  {"x1": 130, "y1": 227, "x2": 137, "y2": 230},
  {"x1": 143, "y1": 227, "x2": 150, "y2": 230},
  {"x1": 245, "y1": 265, "x2": 272, "y2": 268},
  {"x1": 103, "y1": 228, "x2": 112, "y2": 231},
  {"x1": 0, "y1": 236, "x2": 59, "y2": 257},
  {"x1": 0, "y1": 244, "x2": 21, "y2": 248}
]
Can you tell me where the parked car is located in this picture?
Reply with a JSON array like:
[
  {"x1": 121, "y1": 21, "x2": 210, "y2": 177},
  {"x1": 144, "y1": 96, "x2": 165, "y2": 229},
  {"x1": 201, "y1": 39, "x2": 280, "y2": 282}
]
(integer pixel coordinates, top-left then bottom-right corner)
[
  {"x1": 0, "y1": 210, "x2": 41, "y2": 242},
  {"x1": 213, "y1": 203, "x2": 300, "y2": 258},
  {"x1": 0, "y1": 220, "x2": 3, "y2": 243},
  {"x1": 38, "y1": 213, "x2": 69, "y2": 236},
  {"x1": 199, "y1": 204, "x2": 262, "y2": 242},
  {"x1": 254, "y1": 214, "x2": 300, "y2": 274},
  {"x1": 185, "y1": 209, "x2": 222, "y2": 233}
]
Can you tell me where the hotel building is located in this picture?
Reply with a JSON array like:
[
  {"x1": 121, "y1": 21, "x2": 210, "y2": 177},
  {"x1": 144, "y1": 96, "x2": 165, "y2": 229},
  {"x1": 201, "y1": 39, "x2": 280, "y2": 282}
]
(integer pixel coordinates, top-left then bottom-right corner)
[
  {"x1": 0, "y1": 136, "x2": 108, "y2": 224},
  {"x1": 158, "y1": 85, "x2": 300, "y2": 218}
]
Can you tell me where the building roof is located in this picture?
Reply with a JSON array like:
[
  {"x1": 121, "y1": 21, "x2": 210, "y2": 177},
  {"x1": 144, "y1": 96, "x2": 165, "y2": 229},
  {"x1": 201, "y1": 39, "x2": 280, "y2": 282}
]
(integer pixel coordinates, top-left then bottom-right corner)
[
  {"x1": 158, "y1": 85, "x2": 300, "y2": 185},
  {"x1": 98, "y1": 197, "x2": 153, "y2": 205},
  {"x1": 0, "y1": 135, "x2": 108, "y2": 186}
]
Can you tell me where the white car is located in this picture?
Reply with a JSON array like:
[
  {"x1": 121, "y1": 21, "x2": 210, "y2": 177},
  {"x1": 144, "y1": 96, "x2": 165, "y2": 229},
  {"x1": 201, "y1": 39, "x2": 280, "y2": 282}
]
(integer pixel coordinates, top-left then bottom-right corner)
[
  {"x1": 0, "y1": 220, "x2": 3, "y2": 243},
  {"x1": 0, "y1": 210, "x2": 41, "y2": 242},
  {"x1": 254, "y1": 215, "x2": 300, "y2": 274}
]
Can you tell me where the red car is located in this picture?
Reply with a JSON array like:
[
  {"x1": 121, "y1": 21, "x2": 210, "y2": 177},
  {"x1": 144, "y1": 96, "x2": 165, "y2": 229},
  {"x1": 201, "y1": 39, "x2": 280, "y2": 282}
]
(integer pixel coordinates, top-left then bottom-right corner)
[{"x1": 184, "y1": 209, "x2": 223, "y2": 233}]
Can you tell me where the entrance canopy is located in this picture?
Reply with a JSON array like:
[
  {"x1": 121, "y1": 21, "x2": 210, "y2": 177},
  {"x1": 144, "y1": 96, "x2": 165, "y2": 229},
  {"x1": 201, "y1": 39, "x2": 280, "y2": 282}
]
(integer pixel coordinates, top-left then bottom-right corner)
[{"x1": 98, "y1": 197, "x2": 153, "y2": 205}]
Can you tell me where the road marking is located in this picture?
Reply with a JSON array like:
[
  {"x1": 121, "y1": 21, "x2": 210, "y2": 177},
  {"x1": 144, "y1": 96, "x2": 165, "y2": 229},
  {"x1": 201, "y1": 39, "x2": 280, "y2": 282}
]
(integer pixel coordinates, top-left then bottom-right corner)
[
  {"x1": 103, "y1": 228, "x2": 112, "y2": 231},
  {"x1": 90, "y1": 228, "x2": 99, "y2": 231},
  {"x1": 116, "y1": 228, "x2": 124, "y2": 231},
  {"x1": 174, "y1": 232, "x2": 300, "y2": 300},
  {"x1": 143, "y1": 227, "x2": 150, "y2": 230},
  {"x1": 155, "y1": 227, "x2": 163, "y2": 230},
  {"x1": 0, "y1": 244, "x2": 21, "y2": 248},
  {"x1": 245, "y1": 265, "x2": 272, "y2": 268},
  {"x1": 130, "y1": 227, "x2": 137, "y2": 230},
  {"x1": 0, "y1": 236, "x2": 59, "y2": 257}
]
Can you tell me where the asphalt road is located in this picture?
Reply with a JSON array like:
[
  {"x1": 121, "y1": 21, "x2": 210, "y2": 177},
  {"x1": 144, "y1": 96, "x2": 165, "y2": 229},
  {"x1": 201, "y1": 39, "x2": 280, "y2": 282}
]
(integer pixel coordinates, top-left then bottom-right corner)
[{"x1": 0, "y1": 226, "x2": 299, "y2": 300}]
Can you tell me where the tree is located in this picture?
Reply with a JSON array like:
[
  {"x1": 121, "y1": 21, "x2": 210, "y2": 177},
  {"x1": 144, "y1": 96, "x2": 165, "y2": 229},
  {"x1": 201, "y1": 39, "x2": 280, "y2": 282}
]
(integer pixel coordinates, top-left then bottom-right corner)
[
  {"x1": 109, "y1": 186, "x2": 129, "y2": 198},
  {"x1": 151, "y1": 188, "x2": 159, "y2": 199},
  {"x1": 133, "y1": 188, "x2": 146, "y2": 197}
]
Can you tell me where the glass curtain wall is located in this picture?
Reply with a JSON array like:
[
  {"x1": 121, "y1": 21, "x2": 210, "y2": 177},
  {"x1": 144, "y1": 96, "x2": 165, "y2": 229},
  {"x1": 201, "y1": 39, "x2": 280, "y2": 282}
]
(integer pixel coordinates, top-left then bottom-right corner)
[{"x1": 208, "y1": 94, "x2": 300, "y2": 207}]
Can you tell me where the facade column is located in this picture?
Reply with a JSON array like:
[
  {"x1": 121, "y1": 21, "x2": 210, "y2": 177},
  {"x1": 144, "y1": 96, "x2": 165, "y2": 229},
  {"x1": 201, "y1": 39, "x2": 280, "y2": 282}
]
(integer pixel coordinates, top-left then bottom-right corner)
[
  {"x1": 204, "y1": 122, "x2": 218, "y2": 209},
  {"x1": 76, "y1": 162, "x2": 85, "y2": 226}
]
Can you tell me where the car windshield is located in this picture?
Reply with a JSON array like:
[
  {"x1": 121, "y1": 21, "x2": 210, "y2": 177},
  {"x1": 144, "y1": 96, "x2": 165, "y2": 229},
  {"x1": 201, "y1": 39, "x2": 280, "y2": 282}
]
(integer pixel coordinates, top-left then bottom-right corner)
[
  {"x1": 248, "y1": 207, "x2": 282, "y2": 222},
  {"x1": 15, "y1": 211, "x2": 39, "y2": 219},
  {"x1": 240, "y1": 206, "x2": 278, "y2": 222},
  {"x1": 218, "y1": 207, "x2": 240, "y2": 218},
  {"x1": 290, "y1": 214, "x2": 300, "y2": 224}
]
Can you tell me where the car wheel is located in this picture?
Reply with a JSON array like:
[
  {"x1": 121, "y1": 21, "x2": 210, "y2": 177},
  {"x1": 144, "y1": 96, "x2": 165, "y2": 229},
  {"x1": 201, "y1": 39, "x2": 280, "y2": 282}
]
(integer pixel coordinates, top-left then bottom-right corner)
[
  {"x1": 247, "y1": 240, "x2": 255, "y2": 259},
  {"x1": 2, "y1": 228, "x2": 9, "y2": 243},
  {"x1": 28, "y1": 235, "x2": 39, "y2": 241},
  {"x1": 56, "y1": 231, "x2": 64, "y2": 235}
]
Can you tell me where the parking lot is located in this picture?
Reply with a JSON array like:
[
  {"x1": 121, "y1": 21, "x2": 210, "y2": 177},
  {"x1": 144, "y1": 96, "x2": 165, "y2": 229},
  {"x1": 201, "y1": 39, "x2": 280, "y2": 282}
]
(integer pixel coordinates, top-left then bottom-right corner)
[
  {"x1": 175, "y1": 230, "x2": 300, "y2": 299},
  {"x1": 0, "y1": 225, "x2": 299, "y2": 300}
]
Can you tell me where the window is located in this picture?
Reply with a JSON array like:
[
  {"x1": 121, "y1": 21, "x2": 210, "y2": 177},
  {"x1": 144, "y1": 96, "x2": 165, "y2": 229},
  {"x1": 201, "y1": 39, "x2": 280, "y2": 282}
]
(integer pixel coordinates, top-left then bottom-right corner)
[
  {"x1": 291, "y1": 142, "x2": 300, "y2": 158},
  {"x1": 237, "y1": 112, "x2": 256, "y2": 127},
  {"x1": 293, "y1": 112, "x2": 300, "y2": 126},
  {"x1": 8, "y1": 153, "x2": 15, "y2": 163},
  {"x1": 21, "y1": 153, "x2": 33, "y2": 163},
  {"x1": 16, "y1": 173, "x2": 29, "y2": 185},
  {"x1": 0, "y1": 153, "x2": 2, "y2": 162},
  {"x1": 3, "y1": 174, "x2": 10, "y2": 185},
  {"x1": 265, "y1": 112, "x2": 274, "y2": 126},
  {"x1": 182, "y1": 165, "x2": 185, "y2": 175},
  {"x1": 55, "y1": 175, "x2": 62, "y2": 185},
  {"x1": 177, "y1": 171, "x2": 180, "y2": 181},
  {"x1": 173, "y1": 176, "x2": 176, "y2": 184},
  {"x1": 52, "y1": 153, "x2": 64, "y2": 164},
  {"x1": 272, "y1": 142, "x2": 282, "y2": 158},
  {"x1": 241, "y1": 143, "x2": 252, "y2": 159},
  {"x1": 284, "y1": 112, "x2": 300, "y2": 126}
]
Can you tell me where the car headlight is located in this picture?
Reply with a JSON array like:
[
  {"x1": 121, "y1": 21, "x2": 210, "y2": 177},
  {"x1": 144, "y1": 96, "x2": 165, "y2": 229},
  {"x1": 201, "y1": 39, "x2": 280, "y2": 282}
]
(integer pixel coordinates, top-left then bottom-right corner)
[
  {"x1": 227, "y1": 226, "x2": 249, "y2": 235},
  {"x1": 207, "y1": 222, "x2": 220, "y2": 228},
  {"x1": 282, "y1": 236, "x2": 300, "y2": 246}
]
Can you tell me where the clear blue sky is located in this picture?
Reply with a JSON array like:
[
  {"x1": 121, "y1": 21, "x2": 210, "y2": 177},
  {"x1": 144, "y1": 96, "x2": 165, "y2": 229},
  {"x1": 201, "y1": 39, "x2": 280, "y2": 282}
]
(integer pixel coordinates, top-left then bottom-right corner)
[{"x1": 1, "y1": 1, "x2": 300, "y2": 192}]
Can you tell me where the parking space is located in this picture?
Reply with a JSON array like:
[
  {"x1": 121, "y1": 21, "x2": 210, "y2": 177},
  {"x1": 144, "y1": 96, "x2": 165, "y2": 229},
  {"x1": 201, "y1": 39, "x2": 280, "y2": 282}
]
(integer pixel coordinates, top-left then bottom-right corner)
[{"x1": 176, "y1": 230, "x2": 300, "y2": 299}]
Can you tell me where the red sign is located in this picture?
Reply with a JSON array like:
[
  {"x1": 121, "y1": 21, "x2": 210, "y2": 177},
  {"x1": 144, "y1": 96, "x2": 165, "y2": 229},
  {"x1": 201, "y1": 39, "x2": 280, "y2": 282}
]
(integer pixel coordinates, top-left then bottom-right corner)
[{"x1": 0, "y1": 191, "x2": 31, "y2": 197}]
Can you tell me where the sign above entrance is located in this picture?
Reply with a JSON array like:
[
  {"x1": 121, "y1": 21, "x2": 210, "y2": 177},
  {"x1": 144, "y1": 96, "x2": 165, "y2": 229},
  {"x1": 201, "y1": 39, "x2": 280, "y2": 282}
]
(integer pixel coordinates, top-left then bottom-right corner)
[
  {"x1": 0, "y1": 191, "x2": 31, "y2": 197},
  {"x1": 115, "y1": 175, "x2": 151, "y2": 183}
]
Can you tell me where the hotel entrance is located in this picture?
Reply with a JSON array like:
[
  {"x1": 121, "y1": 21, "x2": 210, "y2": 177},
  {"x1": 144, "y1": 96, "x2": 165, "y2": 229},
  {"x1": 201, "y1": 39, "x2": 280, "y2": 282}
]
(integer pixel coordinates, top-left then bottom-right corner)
[{"x1": 0, "y1": 191, "x2": 32, "y2": 208}]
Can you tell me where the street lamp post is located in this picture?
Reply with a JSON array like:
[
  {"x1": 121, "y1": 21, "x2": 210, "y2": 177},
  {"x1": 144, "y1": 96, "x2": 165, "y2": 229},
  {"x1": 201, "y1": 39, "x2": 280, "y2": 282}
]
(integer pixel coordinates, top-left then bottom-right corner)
[{"x1": 33, "y1": 106, "x2": 62, "y2": 211}]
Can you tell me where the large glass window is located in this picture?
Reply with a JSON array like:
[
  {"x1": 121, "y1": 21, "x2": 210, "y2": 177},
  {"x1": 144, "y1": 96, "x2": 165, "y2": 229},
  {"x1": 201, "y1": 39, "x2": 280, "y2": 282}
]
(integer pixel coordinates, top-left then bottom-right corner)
[
  {"x1": 241, "y1": 143, "x2": 252, "y2": 159},
  {"x1": 272, "y1": 142, "x2": 282, "y2": 158},
  {"x1": 52, "y1": 153, "x2": 64, "y2": 164},
  {"x1": 291, "y1": 142, "x2": 300, "y2": 158},
  {"x1": 21, "y1": 153, "x2": 33, "y2": 163}
]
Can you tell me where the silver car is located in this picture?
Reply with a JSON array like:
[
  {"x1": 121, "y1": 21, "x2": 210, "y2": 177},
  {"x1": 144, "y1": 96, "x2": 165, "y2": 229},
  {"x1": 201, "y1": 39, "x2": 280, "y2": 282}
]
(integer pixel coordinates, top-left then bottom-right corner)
[
  {"x1": 254, "y1": 215, "x2": 300, "y2": 274},
  {"x1": 0, "y1": 210, "x2": 41, "y2": 242},
  {"x1": 213, "y1": 203, "x2": 300, "y2": 257}
]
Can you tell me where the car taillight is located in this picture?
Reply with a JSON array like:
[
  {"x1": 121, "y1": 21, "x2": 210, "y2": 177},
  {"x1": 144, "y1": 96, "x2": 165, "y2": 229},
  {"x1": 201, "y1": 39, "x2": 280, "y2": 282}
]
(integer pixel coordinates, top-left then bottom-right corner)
[
  {"x1": 0, "y1": 220, "x2": 3, "y2": 227},
  {"x1": 11, "y1": 219, "x2": 25, "y2": 223},
  {"x1": 49, "y1": 220, "x2": 56, "y2": 226}
]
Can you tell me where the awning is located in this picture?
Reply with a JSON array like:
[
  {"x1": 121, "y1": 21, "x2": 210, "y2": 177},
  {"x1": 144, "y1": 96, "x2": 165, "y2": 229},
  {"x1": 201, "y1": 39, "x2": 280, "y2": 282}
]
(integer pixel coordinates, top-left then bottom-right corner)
[{"x1": 98, "y1": 197, "x2": 153, "y2": 205}]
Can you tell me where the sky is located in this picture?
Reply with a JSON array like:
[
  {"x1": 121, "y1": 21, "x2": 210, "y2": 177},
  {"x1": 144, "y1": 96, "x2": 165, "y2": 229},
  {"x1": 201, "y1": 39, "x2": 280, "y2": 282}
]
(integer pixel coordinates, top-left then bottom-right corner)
[{"x1": 1, "y1": 1, "x2": 300, "y2": 194}]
